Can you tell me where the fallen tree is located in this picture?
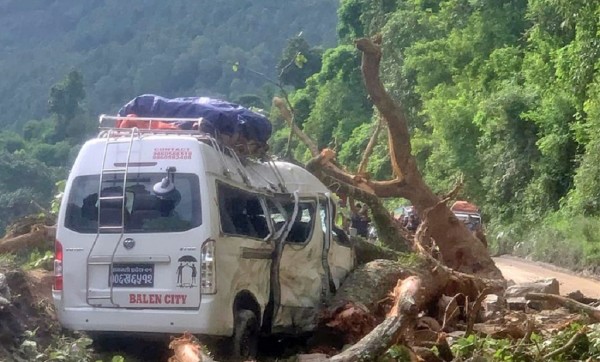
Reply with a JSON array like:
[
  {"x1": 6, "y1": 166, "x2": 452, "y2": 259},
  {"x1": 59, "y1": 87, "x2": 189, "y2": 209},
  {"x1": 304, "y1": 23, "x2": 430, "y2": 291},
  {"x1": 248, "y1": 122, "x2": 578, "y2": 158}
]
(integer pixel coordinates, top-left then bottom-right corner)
[
  {"x1": 275, "y1": 35, "x2": 501, "y2": 278},
  {"x1": 272, "y1": 33, "x2": 505, "y2": 360},
  {"x1": 0, "y1": 223, "x2": 55, "y2": 254}
]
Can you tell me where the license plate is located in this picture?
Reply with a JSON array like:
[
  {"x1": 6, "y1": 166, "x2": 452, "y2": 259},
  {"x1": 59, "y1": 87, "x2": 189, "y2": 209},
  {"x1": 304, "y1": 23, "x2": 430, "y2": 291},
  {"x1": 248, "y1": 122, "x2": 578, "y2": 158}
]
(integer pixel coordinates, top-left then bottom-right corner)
[{"x1": 110, "y1": 263, "x2": 154, "y2": 287}]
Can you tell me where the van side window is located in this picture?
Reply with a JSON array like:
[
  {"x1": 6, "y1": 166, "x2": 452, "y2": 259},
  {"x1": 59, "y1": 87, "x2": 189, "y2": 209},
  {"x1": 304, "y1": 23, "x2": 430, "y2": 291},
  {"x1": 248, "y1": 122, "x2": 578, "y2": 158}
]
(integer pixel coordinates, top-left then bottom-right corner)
[
  {"x1": 217, "y1": 183, "x2": 269, "y2": 239},
  {"x1": 320, "y1": 198, "x2": 351, "y2": 246},
  {"x1": 268, "y1": 200, "x2": 316, "y2": 244}
]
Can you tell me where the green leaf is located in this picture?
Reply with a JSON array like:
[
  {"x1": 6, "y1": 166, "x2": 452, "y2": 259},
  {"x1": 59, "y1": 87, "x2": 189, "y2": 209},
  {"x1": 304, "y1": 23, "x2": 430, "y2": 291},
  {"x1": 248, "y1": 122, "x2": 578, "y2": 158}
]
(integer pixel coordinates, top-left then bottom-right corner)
[
  {"x1": 294, "y1": 53, "x2": 307, "y2": 68},
  {"x1": 232, "y1": 61, "x2": 239, "y2": 72}
]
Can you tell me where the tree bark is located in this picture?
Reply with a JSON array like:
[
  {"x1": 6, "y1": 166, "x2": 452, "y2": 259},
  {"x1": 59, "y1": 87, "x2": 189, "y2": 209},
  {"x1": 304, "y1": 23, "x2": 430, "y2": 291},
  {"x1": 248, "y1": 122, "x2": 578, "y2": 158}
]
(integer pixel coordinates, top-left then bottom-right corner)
[
  {"x1": 352, "y1": 238, "x2": 406, "y2": 265},
  {"x1": 329, "y1": 263, "x2": 449, "y2": 362},
  {"x1": 356, "y1": 118, "x2": 383, "y2": 176}
]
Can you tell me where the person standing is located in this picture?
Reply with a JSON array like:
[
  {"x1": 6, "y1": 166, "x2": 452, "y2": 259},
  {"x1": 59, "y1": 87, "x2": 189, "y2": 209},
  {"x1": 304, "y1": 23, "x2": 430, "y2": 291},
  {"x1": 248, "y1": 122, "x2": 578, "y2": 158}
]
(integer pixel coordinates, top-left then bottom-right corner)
[{"x1": 350, "y1": 202, "x2": 370, "y2": 238}]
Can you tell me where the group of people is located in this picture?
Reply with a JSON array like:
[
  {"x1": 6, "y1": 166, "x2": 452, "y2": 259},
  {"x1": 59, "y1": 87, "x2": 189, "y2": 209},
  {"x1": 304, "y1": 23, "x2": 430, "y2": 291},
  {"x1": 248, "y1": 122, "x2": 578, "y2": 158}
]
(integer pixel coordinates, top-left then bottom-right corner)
[{"x1": 335, "y1": 197, "x2": 424, "y2": 241}]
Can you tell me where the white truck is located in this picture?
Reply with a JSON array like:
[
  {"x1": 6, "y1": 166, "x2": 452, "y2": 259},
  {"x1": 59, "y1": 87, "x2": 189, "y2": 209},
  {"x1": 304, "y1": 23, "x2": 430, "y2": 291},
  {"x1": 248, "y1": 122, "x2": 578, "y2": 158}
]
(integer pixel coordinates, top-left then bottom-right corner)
[{"x1": 52, "y1": 116, "x2": 355, "y2": 358}]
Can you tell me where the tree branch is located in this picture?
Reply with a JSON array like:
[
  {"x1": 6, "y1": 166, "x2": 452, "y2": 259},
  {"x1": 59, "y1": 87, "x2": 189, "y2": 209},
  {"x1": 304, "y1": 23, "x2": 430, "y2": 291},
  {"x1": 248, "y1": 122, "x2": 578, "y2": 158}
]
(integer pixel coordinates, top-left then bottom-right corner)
[
  {"x1": 526, "y1": 293, "x2": 600, "y2": 322},
  {"x1": 273, "y1": 96, "x2": 319, "y2": 156},
  {"x1": 357, "y1": 117, "x2": 383, "y2": 175},
  {"x1": 355, "y1": 35, "x2": 414, "y2": 178}
]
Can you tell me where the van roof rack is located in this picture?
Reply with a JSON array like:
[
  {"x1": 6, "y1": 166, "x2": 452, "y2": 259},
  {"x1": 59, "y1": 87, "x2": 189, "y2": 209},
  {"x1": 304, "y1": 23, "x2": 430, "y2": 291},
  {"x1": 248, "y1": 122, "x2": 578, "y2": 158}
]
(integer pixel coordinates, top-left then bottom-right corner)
[
  {"x1": 98, "y1": 114, "x2": 205, "y2": 135},
  {"x1": 96, "y1": 114, "x2": 282, "y2": 190}
]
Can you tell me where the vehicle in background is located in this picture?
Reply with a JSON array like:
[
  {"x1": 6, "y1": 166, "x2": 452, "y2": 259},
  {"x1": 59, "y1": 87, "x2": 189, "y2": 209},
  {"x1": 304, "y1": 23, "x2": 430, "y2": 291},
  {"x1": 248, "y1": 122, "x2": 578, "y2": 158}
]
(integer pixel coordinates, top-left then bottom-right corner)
[{"x1": 450, "y1": 200, "x2": 487, "y2": 247}]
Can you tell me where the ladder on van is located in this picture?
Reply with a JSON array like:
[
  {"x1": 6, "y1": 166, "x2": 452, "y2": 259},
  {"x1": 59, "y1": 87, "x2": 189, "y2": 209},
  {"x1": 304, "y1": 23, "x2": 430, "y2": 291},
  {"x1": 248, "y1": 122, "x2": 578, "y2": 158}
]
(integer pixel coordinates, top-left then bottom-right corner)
[{"x1": 86, "y1": 127, "x2": 139, "y2": 307}]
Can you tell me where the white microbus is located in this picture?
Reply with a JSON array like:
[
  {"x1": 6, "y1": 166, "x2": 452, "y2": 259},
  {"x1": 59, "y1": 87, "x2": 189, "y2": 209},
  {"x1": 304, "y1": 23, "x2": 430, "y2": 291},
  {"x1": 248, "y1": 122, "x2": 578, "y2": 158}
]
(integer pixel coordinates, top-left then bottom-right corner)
[{"x1": 53, "y1": 118, "x2": 355, "y2": 358}]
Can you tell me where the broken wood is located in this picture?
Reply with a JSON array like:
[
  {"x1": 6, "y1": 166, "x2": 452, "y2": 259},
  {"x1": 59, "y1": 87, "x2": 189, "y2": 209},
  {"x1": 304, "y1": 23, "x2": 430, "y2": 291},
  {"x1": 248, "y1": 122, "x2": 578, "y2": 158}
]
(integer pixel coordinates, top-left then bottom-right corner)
[
  {"x1": 2, "y1": 214, "x2": 55, "y2": 240},
  {"x1": 322, "y1": 198, "x2": 505, "y2": 361},
  {"x1": 329, "y1": 264, "x2": 449, "y2": 362},
  {"x1": 168, "y1": 332, "x2": 214, "y2": 362},
  {"x1": 526, "y1": 293, "x2": 600, "y2": 322},
  {"x1": 320, "y1": 259, "x2": 414, "y2": 344}
]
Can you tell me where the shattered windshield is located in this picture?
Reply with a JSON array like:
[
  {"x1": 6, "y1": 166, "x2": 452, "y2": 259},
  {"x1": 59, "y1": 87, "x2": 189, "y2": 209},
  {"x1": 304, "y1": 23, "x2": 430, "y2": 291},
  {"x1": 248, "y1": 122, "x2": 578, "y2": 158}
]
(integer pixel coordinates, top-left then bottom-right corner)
[{"x1": 64, "y1": 173, "x2": 201, "y2": 233}]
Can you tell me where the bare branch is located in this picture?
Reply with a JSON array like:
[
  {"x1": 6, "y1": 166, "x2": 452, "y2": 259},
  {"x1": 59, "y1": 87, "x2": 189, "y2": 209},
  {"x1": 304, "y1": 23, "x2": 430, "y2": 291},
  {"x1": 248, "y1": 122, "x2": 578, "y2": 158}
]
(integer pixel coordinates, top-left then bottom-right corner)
[
  {"x1": 357, "y1": 116, "x2": 383, "y2": 175},
  {"x1": 543, "y1": 326, "x2": 588, "y2": 360},
  {"x1": 273, "y1": 96, "x2": 319, "y2": 156},
  {"x1": 526, "y1": 293, "x2": 600, "y2": 322},
  {"x1": 465, "y1": 287, "x2": 492, "y2": 336},
  {"x1": 355, "y1": 35, "x2": 413, "y2": 178}
]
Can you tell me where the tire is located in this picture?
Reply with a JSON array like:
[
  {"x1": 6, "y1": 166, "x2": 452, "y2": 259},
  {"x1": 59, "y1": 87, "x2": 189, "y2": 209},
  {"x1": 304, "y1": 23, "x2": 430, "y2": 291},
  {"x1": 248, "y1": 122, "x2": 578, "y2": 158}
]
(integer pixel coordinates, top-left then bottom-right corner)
[{"x1": 232, "y1": 309, "x2": 259, "y2": 360}]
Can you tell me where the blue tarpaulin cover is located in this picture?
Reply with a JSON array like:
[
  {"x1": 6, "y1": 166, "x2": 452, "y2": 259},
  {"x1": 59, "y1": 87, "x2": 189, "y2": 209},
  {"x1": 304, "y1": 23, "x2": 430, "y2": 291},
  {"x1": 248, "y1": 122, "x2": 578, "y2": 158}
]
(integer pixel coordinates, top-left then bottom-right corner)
[{"x1": 118, "y1": 94, "x2": 272, "y2": 143}]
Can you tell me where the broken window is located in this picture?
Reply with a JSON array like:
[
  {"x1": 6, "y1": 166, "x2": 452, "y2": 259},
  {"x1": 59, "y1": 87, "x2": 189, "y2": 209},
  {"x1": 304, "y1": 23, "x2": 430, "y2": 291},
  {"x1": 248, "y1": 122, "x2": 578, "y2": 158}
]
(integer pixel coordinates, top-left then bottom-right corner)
[
  {"x1": 268, "y1": 199, "x2": 316, "y2": 244},
  {"x1": 64, "y1": 173, "x2": 201, "y2": 233},
  {"x1": 217, "y1": 183, "x2": 270, "y2": 239}
]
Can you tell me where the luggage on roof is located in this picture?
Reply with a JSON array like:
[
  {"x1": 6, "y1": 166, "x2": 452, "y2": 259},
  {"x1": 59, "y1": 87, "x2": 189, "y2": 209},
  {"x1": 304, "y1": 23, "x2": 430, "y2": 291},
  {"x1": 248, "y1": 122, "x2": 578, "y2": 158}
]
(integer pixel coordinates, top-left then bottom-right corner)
[
  {"x1": 450, "y1": 200, "x2": 479, "y2": 213},
  {"x1": 117, "y1": 94, "x2": 272, "y2": 144}
]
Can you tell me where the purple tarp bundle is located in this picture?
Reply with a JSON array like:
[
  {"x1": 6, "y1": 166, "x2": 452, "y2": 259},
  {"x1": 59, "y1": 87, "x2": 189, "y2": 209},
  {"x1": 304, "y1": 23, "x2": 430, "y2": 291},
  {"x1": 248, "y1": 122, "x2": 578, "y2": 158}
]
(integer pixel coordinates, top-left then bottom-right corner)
[{"x1": 118, "y1": 94, "x2": 272, "y2": 143}]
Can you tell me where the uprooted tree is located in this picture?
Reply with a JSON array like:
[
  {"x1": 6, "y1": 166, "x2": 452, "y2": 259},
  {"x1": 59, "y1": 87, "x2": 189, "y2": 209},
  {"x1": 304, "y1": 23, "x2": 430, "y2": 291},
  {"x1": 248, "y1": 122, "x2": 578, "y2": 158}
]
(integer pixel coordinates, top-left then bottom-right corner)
[
  {"x1": 275, "y1": 35, "x2": 500, "y2": 279},
  {"x1": 273, "y1": 34, "x2": 506, "y2": 361}
]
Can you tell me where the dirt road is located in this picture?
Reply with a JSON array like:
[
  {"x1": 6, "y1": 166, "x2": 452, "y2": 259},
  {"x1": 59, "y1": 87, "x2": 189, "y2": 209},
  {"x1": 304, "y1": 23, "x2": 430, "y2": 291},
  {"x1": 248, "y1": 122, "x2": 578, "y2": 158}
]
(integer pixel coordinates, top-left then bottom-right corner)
[{"x1": 493, "y1": 255, "x2": 600, "y2": 298}]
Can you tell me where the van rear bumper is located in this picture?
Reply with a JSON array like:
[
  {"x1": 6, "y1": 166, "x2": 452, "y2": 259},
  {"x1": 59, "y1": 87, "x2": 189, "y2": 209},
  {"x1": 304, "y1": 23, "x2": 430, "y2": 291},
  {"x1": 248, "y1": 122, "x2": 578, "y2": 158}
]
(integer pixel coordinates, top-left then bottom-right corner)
[{"x1": 53, "y1": 291, "x2": 231, "y2": 336}]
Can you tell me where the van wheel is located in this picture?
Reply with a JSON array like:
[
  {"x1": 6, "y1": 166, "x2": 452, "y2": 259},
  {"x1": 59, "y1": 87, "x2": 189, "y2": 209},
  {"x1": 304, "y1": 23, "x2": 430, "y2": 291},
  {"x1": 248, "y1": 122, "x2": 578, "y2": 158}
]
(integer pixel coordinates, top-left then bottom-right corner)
[{"x1": 232, "y1": 309, "x2": 259, "y2": 360}]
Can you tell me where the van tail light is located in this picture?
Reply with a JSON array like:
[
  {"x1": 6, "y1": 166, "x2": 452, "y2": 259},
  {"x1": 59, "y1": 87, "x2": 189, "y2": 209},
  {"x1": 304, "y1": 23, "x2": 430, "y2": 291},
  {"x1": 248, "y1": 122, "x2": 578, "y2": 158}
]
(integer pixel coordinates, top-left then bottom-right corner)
[
  {"x1": 54, "y1": 240, "x2": 63, "y2": 291},
  {"x1": 201, "y1": 239, "x2": 216, "y2": 294}
]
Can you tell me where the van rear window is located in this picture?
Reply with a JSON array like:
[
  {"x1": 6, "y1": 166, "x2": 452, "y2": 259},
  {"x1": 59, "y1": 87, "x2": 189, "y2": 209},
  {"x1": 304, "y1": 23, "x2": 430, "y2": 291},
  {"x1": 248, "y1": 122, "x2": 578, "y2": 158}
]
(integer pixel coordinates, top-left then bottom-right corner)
[{"x1": 64, "y1": 173, "x2": 201, "y2": 233}]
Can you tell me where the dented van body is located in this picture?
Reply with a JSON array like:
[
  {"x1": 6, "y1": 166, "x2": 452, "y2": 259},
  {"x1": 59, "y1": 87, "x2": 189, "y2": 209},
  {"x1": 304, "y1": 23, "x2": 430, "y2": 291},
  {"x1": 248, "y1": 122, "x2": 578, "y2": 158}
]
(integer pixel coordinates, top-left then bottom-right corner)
[{"x1": 53, "y1": 120, "x2": 354, "y2": 350}]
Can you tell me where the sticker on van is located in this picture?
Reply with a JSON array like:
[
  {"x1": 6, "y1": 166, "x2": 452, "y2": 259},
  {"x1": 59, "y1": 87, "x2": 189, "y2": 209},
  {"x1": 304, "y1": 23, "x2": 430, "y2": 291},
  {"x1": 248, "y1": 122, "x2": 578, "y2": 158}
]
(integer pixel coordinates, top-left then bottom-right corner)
[{"x1": 176, "y1": 255, "x2": 198, "y2": 288}]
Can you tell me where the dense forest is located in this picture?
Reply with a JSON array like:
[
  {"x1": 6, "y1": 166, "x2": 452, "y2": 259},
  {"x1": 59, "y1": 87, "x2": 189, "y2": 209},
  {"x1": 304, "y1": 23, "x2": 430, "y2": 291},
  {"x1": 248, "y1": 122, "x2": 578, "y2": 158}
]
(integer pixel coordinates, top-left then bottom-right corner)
[
  {"x1": 0, "y1": 0, "x2": 337, "y2": 127},
  {"x1": 1, "y1": 0, "x2": 600, "y2": 271}
]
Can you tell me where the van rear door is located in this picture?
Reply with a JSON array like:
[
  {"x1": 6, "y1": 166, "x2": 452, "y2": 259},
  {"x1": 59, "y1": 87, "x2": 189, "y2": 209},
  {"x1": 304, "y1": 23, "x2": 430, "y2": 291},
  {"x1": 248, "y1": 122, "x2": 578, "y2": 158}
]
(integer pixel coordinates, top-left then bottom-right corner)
[{"x1": 62, "y1": 171, "x2": 204, "y2": 309}]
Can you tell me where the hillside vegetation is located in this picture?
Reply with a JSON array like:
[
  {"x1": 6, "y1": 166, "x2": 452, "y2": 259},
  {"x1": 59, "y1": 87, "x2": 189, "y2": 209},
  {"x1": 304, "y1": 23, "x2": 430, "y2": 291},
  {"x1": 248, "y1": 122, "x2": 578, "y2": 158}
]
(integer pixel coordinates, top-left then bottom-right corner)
[{"x1": 0, "y1": 0, "x2": 337, "y2": 128}]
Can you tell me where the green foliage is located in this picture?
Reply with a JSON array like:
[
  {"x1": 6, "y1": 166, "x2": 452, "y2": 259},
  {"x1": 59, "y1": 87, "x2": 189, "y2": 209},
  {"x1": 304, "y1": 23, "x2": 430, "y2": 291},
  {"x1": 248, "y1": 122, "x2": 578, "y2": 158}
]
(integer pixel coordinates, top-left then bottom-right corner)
[
  {"x1": 380, "y1": 344, "x2": 413, "y2": 361},
  {"x1": 0, "y1": 150, "x2": 55, "y2": 235},
  {"x1": 18, "y1": 330, "x2": 129, "y2": 362},
  {"x1": 277, "y1": 36, "x2": 324, "y2": 89},
  {"x1": 265, "y1": 0, "x2": 600, "y2": 270},
  {"x1": 446, "y1": 324, "x2": 600, "y2": 361},
  {"x1": 23, "y1": 249, "x2": 54, "y2": 271}
]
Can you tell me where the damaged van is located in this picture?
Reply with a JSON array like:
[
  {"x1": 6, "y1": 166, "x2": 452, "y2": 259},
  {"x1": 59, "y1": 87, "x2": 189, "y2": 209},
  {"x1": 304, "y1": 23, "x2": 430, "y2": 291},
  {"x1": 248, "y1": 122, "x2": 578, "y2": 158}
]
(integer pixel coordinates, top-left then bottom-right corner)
[{"x1": 53, "y1": 114, "x2": 355, "y2": 358}]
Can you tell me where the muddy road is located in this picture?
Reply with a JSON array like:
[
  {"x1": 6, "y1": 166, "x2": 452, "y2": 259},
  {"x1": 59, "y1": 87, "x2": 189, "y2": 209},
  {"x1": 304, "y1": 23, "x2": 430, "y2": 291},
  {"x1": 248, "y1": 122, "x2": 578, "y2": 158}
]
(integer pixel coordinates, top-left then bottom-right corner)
[{"x1": 494, "y1": 255, "x2": 600, "y2": 298}]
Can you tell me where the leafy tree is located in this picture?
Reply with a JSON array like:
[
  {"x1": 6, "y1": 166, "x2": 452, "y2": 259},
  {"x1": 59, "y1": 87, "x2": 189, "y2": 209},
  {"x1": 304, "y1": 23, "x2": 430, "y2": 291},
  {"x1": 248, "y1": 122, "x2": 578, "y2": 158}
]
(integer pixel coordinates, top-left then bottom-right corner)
[
  {"x1": 0, "y1": 150, "x2": 55, "y2": 234},
  {"x1": 48, "y1": 70, "x2": 90, "y2": 144},
  {"x1": 277, "y1": 36, "x2": 324, "y2": 89}
]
